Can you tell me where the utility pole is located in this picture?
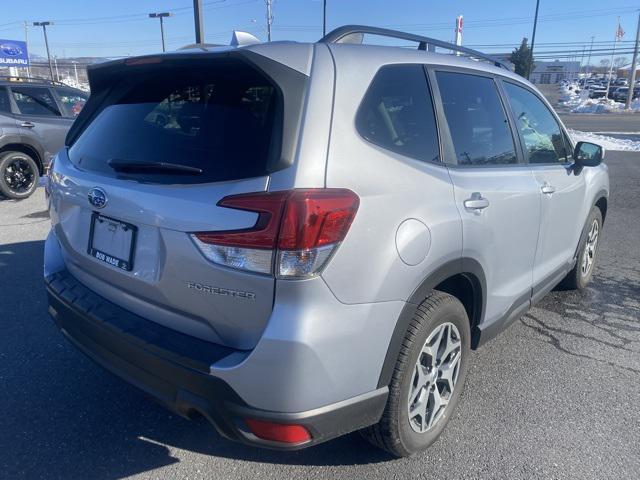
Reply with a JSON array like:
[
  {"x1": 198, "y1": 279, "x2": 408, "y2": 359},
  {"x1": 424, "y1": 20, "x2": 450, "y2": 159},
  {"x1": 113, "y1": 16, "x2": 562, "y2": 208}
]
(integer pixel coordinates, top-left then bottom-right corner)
[
  {"x1": 585, "y1": 36, "x2": 595, "y2": 78},
  {"x1": 626, "y1": 10, "x2": 640, "y2": 109},
  {"x1": 54, "y1": 56, "x2": 59, "y2": 81},
  {"x1": 193, "y1": 0, "x2": 204, "y2": 44},
  {"x1": 73, "y1": 61, "x2": 79, "y2": 84},
  {"x1": 323, "y1": 0, "x2": 327, "y2": 37},
  {"x1": 527, "y1": 0, "x2": 541, "y2": 79},
  {"x1": 33, "y1": 21, "x2": 54, "y2": 81},
  {"x1": 266, "y1": 0, "x2": 273, "y2": 42},
  {"x1": 149, "y1": 12, "x2": 172, "y2": 52}
]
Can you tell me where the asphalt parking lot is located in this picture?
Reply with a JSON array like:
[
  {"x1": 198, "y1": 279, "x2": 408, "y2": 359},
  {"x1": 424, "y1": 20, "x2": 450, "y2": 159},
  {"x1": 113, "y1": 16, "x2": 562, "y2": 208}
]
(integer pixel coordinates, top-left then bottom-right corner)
[{"x1": 1, "y1": 148, "x2": 639, "y2": 479}]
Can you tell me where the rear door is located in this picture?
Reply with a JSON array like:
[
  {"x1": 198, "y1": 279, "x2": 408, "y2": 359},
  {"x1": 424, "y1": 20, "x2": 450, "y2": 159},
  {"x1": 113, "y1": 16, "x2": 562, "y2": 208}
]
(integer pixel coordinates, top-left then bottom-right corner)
[
  {"x1": 9, "y1": 85, "x2": 73, "y2": 159},
  {"x1": 501, "y1": 80, "x2": 586, "y2": 292},
  {"x1": 431, "y1": 69, "x2": 541, "y2": 328},
  {"x1": 49, "y1": 55, "x2": 307, "y2": 350}
]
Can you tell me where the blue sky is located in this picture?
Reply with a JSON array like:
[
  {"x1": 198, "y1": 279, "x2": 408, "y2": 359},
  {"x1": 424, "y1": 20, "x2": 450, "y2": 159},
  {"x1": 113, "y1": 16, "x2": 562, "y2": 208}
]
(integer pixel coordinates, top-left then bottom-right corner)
[{"x1": 1, "y1": 0, "x2": 638, "y2": 61}]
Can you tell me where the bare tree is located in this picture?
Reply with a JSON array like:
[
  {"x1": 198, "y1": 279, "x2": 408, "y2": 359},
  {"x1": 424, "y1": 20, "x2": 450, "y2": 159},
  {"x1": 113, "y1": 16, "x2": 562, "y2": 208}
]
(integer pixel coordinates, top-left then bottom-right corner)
[
  {"x1": 598, "y1": 58, "x2": 611, "y2": 74},
  {"x1": 613, "y1": 56, "x2": 628, "y2": 69}
]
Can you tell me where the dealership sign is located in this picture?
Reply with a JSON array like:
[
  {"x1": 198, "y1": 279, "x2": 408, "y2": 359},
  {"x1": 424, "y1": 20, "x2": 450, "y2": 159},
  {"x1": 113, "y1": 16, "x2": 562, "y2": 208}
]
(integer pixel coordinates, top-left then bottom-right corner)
[{"x1": 0, "y1": 39, "x2": 29, "y2": 67}]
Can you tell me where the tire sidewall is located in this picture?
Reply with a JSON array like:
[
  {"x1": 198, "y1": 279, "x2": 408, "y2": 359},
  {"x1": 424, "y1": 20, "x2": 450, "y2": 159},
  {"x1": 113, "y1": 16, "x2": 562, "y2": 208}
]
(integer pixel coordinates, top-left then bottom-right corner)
[
  {"x1": 395, "y1": 299, "x2": 471, "y2": 454},
  {"x1": 0, "y1": 152, "x2": 39, "y2": 200},
  {"x1": 576, "y1": 208, "x2": 603, "y2": 289}
]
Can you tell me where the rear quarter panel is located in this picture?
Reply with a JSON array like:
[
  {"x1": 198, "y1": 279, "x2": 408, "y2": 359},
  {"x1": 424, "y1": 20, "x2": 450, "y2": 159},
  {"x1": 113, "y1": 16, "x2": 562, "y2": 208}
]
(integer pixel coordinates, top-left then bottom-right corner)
[{"x1": 321, "y1": 47, "x2": 462, "y2": 305}]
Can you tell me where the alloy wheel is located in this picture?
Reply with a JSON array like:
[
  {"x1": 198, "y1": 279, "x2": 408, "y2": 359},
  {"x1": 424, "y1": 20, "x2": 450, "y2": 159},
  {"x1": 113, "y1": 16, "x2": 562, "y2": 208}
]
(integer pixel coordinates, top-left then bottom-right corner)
[
  {"x1": 581, "y1": 219, "x2": 599, "y2": 277},
  {"x1": 407, "y1": 322, "x2": 462, "y2": 433},
  {"x1": 3, "y1": 157, "x2": 35, "y2": 195}
]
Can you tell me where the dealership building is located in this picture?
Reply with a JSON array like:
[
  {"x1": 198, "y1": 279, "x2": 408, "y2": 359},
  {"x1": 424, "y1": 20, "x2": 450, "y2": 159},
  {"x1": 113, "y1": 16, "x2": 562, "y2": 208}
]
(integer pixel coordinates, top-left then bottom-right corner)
[{"x1": 529, "y1": 60, "x2": 581, "y2": 84}]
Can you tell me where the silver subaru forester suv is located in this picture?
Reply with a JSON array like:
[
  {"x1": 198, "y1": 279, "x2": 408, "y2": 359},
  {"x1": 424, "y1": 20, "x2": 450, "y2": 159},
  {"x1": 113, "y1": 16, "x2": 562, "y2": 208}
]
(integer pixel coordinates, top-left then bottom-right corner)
[{"x1": 45, "y1": 26, "x2": 609, "y2": 456}]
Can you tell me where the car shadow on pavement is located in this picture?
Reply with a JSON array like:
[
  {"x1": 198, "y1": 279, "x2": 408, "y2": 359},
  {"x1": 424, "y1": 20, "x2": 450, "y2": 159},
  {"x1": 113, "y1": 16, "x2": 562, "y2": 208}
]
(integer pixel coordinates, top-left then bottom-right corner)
[{"x1": 0, "y1": 240, "x2": 393, "y2": 480}]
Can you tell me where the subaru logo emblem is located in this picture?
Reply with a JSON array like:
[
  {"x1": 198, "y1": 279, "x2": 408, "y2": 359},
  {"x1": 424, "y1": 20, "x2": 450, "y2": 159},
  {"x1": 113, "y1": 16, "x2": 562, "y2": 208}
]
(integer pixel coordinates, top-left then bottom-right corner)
[
  {"x1": 88, "y1": 187, "x2": 108, "y2": 209},
  {"x1": 0, "y1": 43, "x2": 22, "y2": 56}
]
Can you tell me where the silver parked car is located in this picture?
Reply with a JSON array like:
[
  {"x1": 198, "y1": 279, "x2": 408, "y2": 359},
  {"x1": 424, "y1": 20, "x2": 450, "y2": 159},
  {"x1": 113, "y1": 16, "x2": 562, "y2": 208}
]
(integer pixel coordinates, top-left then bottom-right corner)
[{"x1": 44, "y1": 26, "x2": 609, "y2": 457}]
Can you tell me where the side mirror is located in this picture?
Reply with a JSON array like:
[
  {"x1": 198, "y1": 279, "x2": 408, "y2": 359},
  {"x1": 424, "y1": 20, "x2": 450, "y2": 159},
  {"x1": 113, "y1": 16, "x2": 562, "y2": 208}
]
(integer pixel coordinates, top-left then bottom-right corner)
[{"x1": 573, "y1": 141, "x2": 604, "y2": 167}]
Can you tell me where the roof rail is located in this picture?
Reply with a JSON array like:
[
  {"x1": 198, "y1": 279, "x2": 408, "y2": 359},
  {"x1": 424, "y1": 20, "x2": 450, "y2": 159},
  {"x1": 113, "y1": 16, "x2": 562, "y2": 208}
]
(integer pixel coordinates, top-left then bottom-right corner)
[
  {"x1": 319, "y1": 25, "x2": 510, "y2": 70},
  {"x1": 0, "y1": 75, "x2": 68, "y2": 86}
]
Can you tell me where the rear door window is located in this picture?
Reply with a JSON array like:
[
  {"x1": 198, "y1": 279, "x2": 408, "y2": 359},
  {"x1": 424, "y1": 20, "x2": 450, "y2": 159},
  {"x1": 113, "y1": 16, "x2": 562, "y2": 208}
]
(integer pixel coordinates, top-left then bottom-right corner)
[
  {"x1": 0, "y1": 86, "x2": 11, "y2": 113},
  {"x1": 356, "y1": 64, "x2": 440, "y2": 163},
  {"x1": 54, "y1": 87, "x2": 88, "y2": 117},
  {"x1": 11, "y1": 86, "x2": 61, "y2": 117},
  {"x1": 68, "y1": 58, "x2": 281, "y2": 184},
  {"x1": 435, "y1": 71, "x2": 518, "y2": 166}
]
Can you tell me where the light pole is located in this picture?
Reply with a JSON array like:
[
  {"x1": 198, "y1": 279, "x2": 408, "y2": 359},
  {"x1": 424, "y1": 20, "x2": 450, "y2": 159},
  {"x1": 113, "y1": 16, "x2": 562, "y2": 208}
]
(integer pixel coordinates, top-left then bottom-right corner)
[
  {"x1": 24, "y1": 21, "x2": 31, "y2": 78},
  {"x1": 527, "y1": 0, "x2": 541, "y2": 79},
  {"x1": 585, "y1": 36, "x2": 595, "y2": 78},
  {"x1": 72, "y1": 61, "x2": 79, "y2": 84},
  {"x1": 149, "y1": 12, "x2": 172, "y2": 52},
  {"x1": 33, "y1": 21, "x2": 54, "y2": 81}
]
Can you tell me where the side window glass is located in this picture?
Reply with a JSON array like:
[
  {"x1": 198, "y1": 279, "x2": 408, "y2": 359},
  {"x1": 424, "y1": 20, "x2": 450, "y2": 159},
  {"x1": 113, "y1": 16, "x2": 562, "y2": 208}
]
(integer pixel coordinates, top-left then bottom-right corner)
[
  {"x1": 55, "y1": 88, "x2": 88, "y2": 117},
  {"x1": 11, "y1": 87, "x2": 61, "y2": 117},
  {"x1": 436, "y1": 71, "x2": 518, "y2": 166},
  {"x1": 503, "y1": 82, "x2": 570, "y2": 164},
  {"x1": 356, "y1": 64, "x2": 440, "y2": 163},
  {"x1": 0, "y1": 86, "x2": 11, "y2": 113}
]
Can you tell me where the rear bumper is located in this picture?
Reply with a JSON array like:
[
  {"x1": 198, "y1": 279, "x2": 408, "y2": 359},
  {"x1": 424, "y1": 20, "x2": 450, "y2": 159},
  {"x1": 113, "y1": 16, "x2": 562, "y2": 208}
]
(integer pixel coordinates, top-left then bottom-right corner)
[{"x1": 45, "y1": 269, "x2": 387, "y2": 450}]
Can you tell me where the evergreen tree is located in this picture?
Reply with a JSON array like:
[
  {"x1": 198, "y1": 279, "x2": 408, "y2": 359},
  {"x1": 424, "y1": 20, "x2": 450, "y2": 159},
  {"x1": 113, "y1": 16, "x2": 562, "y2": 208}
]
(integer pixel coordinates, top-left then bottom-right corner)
[{"x1": 510, "y1": 38, "x2": 534, "y2": 77}]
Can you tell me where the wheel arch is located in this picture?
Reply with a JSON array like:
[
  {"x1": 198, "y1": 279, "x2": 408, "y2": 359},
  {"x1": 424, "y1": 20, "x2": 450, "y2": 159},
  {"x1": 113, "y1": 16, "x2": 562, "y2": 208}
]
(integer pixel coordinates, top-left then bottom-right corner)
[
  {"x1": 594, "y1": 194, "x2": 607, "y2": 223},
  {"x1": 376, "y1": 258, "x2": 486, "y2": 388},
  {"x1": 0, "y1": 143, "x2": 44, "y2": 174}
]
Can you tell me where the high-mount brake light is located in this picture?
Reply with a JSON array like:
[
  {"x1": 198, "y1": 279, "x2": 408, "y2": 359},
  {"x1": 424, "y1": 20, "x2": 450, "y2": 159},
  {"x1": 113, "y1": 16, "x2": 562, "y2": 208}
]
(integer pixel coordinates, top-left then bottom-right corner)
[
  {"x1": 125, "y1": 56, "x2": 163, "y2": 66},
  {"x1": 191, "y1": 189, "x2": 359, "y2": 278}
]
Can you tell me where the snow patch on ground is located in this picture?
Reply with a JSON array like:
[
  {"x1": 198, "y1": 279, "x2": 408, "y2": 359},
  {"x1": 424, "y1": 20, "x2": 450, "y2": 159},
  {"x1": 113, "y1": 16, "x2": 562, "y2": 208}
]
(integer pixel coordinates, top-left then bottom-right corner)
[
  {"x1": 558, "y1": 83, "x2": 640, "y2": 113},
  {"x1": 571, "y1": 98, "x2": 640, "y2": 114},
  {"x1": 568, "y1": 129, "x2": 640, "y2": 152}
]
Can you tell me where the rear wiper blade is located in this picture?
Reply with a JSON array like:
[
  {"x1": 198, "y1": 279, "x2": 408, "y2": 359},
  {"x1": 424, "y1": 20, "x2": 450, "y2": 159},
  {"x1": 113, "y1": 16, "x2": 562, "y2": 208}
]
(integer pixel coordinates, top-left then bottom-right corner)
[{"x1": 107, "y1": 159, "x2": 203, "y2": 175}]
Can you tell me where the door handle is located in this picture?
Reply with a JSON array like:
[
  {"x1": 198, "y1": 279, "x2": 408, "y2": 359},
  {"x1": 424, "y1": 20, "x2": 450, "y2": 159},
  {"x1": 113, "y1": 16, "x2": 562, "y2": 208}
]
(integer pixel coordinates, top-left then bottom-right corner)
[
  {"x1": 464, "y1": 192, "x2": 490, "y2": 212},
  {"x1": 20, "y1": 121, "x2": 35, "y2": 128},
  {"x1": 541, "y1": 182, "x2": 556, "y2": 195}
]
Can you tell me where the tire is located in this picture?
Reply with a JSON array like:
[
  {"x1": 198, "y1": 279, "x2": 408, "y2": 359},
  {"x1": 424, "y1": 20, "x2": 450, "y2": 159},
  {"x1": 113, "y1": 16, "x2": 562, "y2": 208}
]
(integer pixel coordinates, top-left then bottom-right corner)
[
  {"x1": 361, "y1": 291, "x2": 471, "y2": 457},
  {"x1": 559, "y1": 206, "x2": 603, "y2": 290},
  {"x1": 0, "y1": 151, "x2": 40, "y2": 200}
]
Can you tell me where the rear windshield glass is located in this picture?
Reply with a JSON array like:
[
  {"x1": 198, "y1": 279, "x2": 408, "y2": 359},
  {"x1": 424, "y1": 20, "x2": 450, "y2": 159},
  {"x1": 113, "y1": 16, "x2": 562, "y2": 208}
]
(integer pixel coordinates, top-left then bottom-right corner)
[{"x1": 68, "y1": 59, "x2": 280, "y2": 184}]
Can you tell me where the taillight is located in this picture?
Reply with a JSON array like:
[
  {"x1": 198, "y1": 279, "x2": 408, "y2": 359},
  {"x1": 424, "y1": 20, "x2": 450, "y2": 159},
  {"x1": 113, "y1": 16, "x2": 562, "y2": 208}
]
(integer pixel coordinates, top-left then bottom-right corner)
[{"x1": 191, "y1": 189, "x2": 359, "y2": 278}]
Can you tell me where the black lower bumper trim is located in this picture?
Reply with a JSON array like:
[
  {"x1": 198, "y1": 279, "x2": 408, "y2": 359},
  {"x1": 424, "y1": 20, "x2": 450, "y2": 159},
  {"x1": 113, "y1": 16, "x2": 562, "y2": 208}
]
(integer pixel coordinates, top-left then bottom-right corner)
[{"x1": 45, "y1": 269, "x2": 388, "y2": 450}]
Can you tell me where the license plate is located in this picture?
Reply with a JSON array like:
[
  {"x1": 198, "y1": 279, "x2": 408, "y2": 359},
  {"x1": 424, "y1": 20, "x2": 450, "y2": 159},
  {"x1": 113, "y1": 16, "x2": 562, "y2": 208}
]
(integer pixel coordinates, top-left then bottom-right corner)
[{"x1": 87, "y1": 213, "x2": 137, "y2": 271}]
